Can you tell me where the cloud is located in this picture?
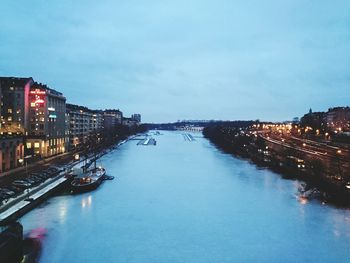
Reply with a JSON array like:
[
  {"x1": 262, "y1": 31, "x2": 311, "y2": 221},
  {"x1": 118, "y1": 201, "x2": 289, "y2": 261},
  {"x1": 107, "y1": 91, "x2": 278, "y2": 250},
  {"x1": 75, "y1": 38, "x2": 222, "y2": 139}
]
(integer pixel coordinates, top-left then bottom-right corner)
[{"x1": 0, "y1": 0, "x2": 349, "y2": 122}]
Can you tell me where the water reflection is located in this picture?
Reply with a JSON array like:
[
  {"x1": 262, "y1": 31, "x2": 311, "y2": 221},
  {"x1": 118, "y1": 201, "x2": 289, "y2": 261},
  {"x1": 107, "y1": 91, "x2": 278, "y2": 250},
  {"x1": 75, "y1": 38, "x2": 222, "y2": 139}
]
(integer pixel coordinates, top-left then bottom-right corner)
[
  {"x1": 19, "y1": 131, "x2": 350, "y2": 263},
  {"x1": 57, "y1": 198, "x2": 68, "y2": 224},
  {"x1": 331, "y1": 211, "x2": 350, "y2": 239},
  {"x1": 298, "y1": 196, "x2": 308, "y2": 205},
  {"x1": 81, "y1": 195, "x2": 92, "y2": 209},
  {"x1": 23, "y1": 227, "x2": 47, "y2": 262}
]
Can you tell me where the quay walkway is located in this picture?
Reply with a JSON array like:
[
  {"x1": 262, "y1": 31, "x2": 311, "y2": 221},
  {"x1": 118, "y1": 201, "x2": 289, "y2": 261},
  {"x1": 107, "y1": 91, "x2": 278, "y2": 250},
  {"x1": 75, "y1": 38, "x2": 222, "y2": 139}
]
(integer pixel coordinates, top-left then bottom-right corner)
[{"x1": 0, "y1": 174, "x2": 68, "y2": 224}]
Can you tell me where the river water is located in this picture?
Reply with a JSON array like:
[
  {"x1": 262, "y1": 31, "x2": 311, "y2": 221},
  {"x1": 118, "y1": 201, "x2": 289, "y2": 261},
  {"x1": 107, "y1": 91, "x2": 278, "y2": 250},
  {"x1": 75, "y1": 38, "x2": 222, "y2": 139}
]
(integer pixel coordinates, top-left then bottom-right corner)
[{"x1": 20, "y1": 131, "x2": 350, "y2": 262}]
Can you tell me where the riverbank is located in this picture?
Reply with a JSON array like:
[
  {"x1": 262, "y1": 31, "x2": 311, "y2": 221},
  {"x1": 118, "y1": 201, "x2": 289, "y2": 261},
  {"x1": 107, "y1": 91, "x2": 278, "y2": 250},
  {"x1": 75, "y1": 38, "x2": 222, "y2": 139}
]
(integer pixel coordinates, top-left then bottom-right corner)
[{"x1": 203, "y1": 126, "x2": 350, "y2": 207}]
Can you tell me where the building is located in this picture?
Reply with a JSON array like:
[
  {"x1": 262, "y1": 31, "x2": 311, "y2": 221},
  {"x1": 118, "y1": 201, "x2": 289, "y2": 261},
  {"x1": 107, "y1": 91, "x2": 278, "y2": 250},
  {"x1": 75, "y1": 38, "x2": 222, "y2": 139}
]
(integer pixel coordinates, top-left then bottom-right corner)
[
  {"x1": 0, "y1": 134, "x2": 24, "y2": 173},
  {"x1": 66, "y1": 104, "x2": 103, "y2": 150},
  {"x1": 25, "y1": 83, "x2": 66, "y2": 157},
  {"x1": 0, "y1": 77, "x2": 33, "y2": 133},
  {"x1": 103, "y1": 109, "x2": 123, "y2": 130},
  {"x1": 0, "y1": 77, "x2": 67, "y2": 159},
  {"x1": 300, "y1": 109, "x2": 326, "y2": 132},
  {"x1": 122, "y1": 117, "x2": 138, "y2": 127},
  {"x1": 92, "y1": 110, "x2": 104, "y2": 131},
  {"x1": 326, "y1": 107, "x2": 350, "y2": 132},
  {"x1": 0, "y1": 77, "x2": 31, "y2": 172},
  {"x1": 131, "y1": 114, "x2": 141, "y2": 123}
]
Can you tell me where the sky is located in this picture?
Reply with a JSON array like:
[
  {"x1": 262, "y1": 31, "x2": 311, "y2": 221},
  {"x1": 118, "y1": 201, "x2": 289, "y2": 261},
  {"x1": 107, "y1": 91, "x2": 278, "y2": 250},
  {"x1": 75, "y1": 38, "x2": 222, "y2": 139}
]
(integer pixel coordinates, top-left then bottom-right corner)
[{"x1": 0, "y1": 0, "x2": 349, "y2": 123}]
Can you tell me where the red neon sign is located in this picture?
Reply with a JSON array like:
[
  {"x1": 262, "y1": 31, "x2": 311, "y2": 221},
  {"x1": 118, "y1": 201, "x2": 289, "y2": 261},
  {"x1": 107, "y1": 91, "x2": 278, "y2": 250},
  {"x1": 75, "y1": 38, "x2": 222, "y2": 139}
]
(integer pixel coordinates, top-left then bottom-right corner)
[
  {"x1": 30, "y1": 89, "x2": 46, "y2": 95},
  {"x1": 35, "y1": 99, "x2": 44, "y2": 104}
]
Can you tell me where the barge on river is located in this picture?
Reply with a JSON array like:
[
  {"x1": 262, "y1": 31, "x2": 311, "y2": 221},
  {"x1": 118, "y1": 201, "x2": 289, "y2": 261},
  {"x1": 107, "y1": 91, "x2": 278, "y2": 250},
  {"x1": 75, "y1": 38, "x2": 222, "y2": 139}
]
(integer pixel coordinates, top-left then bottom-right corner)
[{"x1": 70, "y1": 166, "x2": 106, "y2": 193}]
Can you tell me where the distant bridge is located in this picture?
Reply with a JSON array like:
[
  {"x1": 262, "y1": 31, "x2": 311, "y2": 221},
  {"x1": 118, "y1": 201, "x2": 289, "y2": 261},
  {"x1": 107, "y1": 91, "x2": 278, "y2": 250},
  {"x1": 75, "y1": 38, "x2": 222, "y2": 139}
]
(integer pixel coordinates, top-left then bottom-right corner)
[{"x1": 176, "y1": 126, "x2": 204, "y2": 132}]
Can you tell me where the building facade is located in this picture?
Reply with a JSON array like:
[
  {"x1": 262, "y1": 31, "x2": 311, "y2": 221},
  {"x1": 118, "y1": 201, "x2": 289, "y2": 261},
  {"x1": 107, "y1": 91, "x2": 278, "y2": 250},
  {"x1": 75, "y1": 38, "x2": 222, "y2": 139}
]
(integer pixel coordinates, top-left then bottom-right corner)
[
  {"x1": 0, "y1": 77, "x2": 31, "y2": 172},
  {"x1": 66, "y1": 104, "x2": 103, "y2": 150},
  {"x1": 131, "y1": 114, "x2": 141, "y2": 123},
  {"x1": 122, "y1": 117, "x2": 138, "y2": 127},
  {"x1": 92, "y1": 110, "x2": 104, "y2": 131},
  {"x1": 0, "y1": 135, "x2": 24, "y2": 173},
  {"x1": 326, "y1": 107, "x2": 350, "y2": 132},
  {"x1": 0, "y1": 77, "x2": 33, "y2": 133},
  {"x1": 103, "y1": 109, "x2": 123, "y2": 130},
  {"x1": 25, "y1": 83, "x2": 66, "y2": 157}
]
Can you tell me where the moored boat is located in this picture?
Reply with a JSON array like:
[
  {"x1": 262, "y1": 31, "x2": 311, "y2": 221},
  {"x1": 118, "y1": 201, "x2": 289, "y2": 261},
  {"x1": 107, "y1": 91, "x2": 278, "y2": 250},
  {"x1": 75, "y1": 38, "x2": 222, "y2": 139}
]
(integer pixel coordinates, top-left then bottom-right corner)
[{"x1": 70, "y1": 166, "x2": 106, "y2": 193}]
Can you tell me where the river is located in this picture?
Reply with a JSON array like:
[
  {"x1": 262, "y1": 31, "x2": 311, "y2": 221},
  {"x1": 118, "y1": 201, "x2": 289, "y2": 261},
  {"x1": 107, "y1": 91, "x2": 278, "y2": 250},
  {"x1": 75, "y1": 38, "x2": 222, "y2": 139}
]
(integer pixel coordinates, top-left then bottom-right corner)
[{"x1": 20, "y1": 131, "x2": 350, "y2": 262}]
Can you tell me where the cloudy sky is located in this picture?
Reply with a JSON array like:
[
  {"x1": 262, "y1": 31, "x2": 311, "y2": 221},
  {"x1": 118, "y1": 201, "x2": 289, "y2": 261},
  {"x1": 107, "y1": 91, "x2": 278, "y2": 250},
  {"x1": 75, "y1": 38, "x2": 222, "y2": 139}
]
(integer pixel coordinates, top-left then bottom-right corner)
[{"x1": 0, "y1": 0, "x2": 349, "y2": 122}]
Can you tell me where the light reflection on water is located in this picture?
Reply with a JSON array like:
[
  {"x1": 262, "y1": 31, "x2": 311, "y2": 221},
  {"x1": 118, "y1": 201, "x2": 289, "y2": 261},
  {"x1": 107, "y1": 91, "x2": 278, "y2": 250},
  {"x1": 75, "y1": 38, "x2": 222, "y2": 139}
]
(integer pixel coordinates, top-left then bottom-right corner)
[
  {"x1": 81, "y1": 195, "x2": 92, "y2": 209},
  {"x1": 19, "y1": 131, "x2": 350, "y2": 263},
  {"x1": 58, "y1": 199, "x2": 68, "y2": 224}
]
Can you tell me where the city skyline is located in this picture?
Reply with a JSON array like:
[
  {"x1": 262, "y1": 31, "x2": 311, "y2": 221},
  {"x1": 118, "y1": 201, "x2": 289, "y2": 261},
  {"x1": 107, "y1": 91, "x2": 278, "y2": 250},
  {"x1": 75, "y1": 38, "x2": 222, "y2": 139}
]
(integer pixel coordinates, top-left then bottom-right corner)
[{"x1": 1, "y1": 0, "x2": 349, "y2": 122}]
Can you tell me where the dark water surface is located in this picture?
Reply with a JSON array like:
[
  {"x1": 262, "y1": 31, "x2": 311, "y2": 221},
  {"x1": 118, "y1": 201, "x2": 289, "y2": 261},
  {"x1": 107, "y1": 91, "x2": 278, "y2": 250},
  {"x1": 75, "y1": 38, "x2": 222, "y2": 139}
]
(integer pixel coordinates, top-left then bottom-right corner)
[{"x1": 20, "y1": 131, "x2": 350, "y2": 262}]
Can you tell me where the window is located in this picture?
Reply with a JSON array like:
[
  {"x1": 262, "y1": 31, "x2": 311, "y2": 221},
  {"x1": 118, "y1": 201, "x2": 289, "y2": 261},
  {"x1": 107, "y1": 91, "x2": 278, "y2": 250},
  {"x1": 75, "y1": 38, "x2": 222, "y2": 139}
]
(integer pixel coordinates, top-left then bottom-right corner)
[
  {"x1": 8, "y1": 108, "x2": 12, "y2": 113},
  {"x1": 34, "y1": 142, "x2": 40, "y2": 148},
  {"x1": 26, "y1": 143, "x2": 32, "y2": 149}
]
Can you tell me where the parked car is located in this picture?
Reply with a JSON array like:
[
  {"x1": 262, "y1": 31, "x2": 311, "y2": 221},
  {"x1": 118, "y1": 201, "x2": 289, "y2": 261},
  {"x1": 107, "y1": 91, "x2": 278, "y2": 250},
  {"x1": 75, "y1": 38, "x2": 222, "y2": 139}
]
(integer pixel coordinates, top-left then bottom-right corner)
[
  {"x1": 29, "y1": 172, "x2": 41, "y2": 178},
  {"x1": 22, "y1": 178, "x2": 36, "y2": 185},
  {"x1": 48, "y1": 167, "x2": 59, "y2": 173},
  {"x1": 47, "y1": 167, "x2": 61, "y2": 176},
  {"x1": 0, "y1": 188, "x2": 15, "y2": 198},
  {"x1": 4, "y1": 185, "x2": 23, "y2": 194},
  {"x1": 12, "y1": 180, "x2": 31, "y2": 189},
  {"x1": 39, "y1": 171, "x2": 51, "y2": 179},
  {"x1": 0, "y1": 194, "x2": 9, "y2": 202}
]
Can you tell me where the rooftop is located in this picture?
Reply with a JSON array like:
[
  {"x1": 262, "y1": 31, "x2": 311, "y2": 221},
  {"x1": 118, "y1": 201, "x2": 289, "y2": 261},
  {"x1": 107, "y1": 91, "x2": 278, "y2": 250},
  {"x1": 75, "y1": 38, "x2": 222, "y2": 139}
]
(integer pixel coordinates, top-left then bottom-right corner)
[{"x1": 0, "y1": 77, "x2": 33, "y2": 87}]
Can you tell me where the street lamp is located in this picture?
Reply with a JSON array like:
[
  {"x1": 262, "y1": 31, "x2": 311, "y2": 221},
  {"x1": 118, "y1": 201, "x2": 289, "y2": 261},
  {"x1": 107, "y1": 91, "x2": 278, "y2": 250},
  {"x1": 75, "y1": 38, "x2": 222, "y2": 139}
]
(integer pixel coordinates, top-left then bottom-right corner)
[{"x1": 74, "y1": 153, "x2": 80, "y2": 160}]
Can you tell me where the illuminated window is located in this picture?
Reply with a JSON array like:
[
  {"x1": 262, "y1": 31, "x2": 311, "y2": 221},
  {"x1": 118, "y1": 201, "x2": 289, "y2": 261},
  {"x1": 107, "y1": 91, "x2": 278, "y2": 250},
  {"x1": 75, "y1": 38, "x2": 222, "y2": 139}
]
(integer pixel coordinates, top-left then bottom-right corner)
[
  {"x1": 8, "y1": 108, "x2": 12, "y2": 113},
  {"x1": 34, "y1": 142, "x2": 40, "y2": 148},
  {"x1": 26, "y1": 143, "x2": 32, "y2": 149}
]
